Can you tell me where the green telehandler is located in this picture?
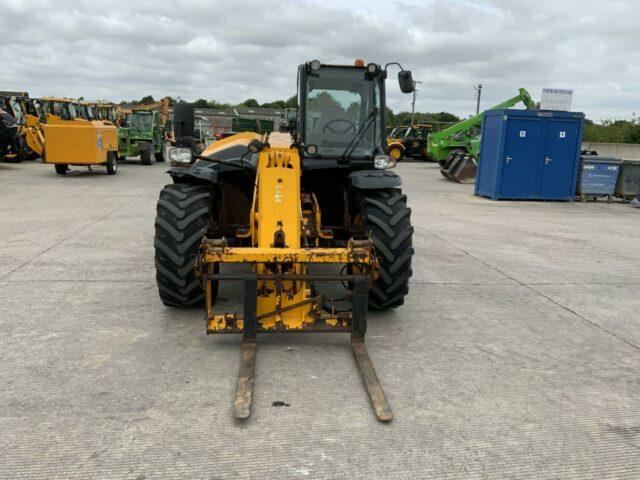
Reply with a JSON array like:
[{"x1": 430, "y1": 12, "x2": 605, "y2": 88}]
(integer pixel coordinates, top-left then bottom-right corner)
[
  {"x1": 118, "y1": 97, "x2": 170, "y2": 165},
  {"x1": 431, "y1": 88, "x2": 536, "y2": 182}
]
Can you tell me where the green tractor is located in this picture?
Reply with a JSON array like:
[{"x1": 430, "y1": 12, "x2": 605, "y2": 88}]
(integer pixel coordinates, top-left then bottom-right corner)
[{"x1": 118, "y1": 109, "x2": 165, "y2": 164}]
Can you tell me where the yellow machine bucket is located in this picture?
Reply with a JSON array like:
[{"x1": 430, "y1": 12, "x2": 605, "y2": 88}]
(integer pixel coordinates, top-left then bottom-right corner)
[{"x1": 195, "y1": 133, "x2": 393, "y2": 422}]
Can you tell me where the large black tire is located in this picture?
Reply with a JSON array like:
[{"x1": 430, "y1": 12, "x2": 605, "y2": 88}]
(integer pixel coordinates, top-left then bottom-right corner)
[
  {"x1": 54, "y1": 164, "x2": 68, "y2": 175},
  {"x1": 359, "y1": 189, "x2": 414, "y2": 310},
  {"x1": 155, "y1": 144, "x2": 165, "y2": 162},
  {"x1": 4, "y1": 155, "x2": 22, "y2": 163},
  {"x1": 141, "y1": 146, "x2": 155, "y2": 165},
  {"x1": 106, "y1": 152, "x2": 118, "y2": 175},
  {"x1": 154, "y1": 183, "x2": 218, "y2": 307}
]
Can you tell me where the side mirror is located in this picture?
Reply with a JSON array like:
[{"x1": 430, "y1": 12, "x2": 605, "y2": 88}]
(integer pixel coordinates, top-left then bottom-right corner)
[
  {"x1": 173, "y1": 101, "x2": 195, "y2": 147},
  {"x1": 398, "y1": 70, "x2": 415, "y2": 94}
]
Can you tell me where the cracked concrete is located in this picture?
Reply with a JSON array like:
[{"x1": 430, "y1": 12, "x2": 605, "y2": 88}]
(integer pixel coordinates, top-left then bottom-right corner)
[{"x1": 1, "y1": 158, "x2": 639, "y2": 479}]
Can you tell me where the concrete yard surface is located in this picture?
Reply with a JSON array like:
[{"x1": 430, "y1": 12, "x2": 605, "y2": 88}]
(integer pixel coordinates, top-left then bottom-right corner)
[{"x1": 1, "y1": 159, "x2": 639, "y2": 479}]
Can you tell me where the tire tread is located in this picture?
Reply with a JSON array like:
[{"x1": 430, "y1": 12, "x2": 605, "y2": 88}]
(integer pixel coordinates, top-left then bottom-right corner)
[
  {"x1": 154, "y1": 183, "x2": 214, "y2": 307},
  {"x1": 360, "y1": 188, "x2": 414, "y2": 310}
]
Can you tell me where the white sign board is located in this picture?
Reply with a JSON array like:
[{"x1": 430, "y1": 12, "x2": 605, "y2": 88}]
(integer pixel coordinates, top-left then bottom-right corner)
[{"x1": 540, "y1": 88, "x2": 573, "y2": 111}]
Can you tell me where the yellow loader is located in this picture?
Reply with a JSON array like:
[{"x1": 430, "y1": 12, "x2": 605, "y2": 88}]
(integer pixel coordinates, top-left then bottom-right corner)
[
  {"x1": 1, "y1": 91, "x2": 43, "y2": 161},
  {"x1": 40, "y1": 97, "x2": 118, "y2": 175},
  {"x1": 155, "y1": 59, "x2": 416, "y2": 421},
  {"x1": 20, "y1": 97, "x2": 46, "y2": 158}
]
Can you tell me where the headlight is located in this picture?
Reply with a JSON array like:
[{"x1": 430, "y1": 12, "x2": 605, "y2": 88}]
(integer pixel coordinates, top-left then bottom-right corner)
[
  {"x1": 374, "y1": 154, "x2": 396, "y2": 170},
  {"x1": 310, "y1": 59, "x2": 321, "y2": 71},
  {"x1": 168, "y1": 147, "x2": 192, "y2": 164}
]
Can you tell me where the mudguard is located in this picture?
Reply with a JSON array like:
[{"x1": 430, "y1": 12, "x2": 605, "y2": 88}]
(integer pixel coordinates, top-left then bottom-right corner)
[
  {"x1": 348, "y1": 170, "x2": 402, "y2": 189},
  {"x1": 169, "y1": 159, "x2": 219, "y2": 184}
]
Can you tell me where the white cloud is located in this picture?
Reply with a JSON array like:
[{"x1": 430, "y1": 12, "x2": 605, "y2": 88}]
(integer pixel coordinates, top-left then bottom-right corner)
[{"x1": 1, "y1": 0, "x2": 638, "y2": 120}]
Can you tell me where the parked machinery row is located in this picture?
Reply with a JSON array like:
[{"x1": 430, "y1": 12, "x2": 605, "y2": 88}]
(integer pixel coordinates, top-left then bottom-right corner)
[{"x1": 1, "y1": 92, "x2": 174, "y2": 175}]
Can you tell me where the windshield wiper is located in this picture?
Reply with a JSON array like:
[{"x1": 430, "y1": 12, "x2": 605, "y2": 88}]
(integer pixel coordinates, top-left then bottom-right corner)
[{"x1": 338, "y1": 107, "x2": 378, "y2": 165}]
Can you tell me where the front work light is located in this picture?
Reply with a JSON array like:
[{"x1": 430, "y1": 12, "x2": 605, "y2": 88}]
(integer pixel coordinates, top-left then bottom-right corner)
[
  {"x1": 168, "y1": 147, "x2": 193, "y2": 164},
  {"x1": 248, "y1": 139, "x2": 265, "y2": 153},
  {"x1": 374, "y1": 154, "x2": 397, "y2": 170},
  {"x1": 310, "y1": 60, "x2": 321, "y2": 71}
]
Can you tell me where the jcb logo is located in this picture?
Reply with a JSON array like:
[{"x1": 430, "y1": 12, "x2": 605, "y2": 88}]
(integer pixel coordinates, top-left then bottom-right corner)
[{"x1": 274, "y1": 185, "x2": 283, "y2": 203}]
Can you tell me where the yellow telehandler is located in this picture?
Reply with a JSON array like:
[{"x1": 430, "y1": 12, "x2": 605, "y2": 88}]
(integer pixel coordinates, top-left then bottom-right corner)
[{"x1": 154, "y1": 59, "x2": 416, "y2": 421}]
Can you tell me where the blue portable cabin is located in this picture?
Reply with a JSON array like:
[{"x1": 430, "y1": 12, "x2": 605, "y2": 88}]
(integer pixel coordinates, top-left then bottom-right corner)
[{"x1": 475, "y1": 109, "x2": 585, "y2": 200}]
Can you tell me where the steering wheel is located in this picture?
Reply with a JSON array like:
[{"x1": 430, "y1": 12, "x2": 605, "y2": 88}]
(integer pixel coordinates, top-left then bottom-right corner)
[{"x1": 322, "y1": 119, "x2": 356, "y2": 134}]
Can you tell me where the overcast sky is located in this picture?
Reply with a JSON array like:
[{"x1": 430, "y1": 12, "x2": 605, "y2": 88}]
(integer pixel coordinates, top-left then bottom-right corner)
[{"x1": 2, "y1": 0, "x2": 639, "y2": 121}]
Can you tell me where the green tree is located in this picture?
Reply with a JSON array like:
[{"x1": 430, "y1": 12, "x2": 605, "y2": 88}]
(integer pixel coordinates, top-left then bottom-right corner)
[
  {"x1": 208, "y1": 100, "x2": 231, "y2": 109},
  {"x1": 285, "y1": 95, "x2": 297, "y2": 108},
  {"x1": 583, "y1": 117, "x2": 640, "y2": 143},
  {"x1": 139, "y1": 95, "x2": 155, "y2": 104},
  {"x1": 389, "y1": 111, "x2": 461, "y2": 130},
  {"x1": 241, "y1": 98, "x2": 260, "y2": 108},
  {"x1": 385, "y1": 107, "x2": 395, "y2": 125},
  {"x1": 261, "y1": 100, "x2": 287, "y2": 109}
]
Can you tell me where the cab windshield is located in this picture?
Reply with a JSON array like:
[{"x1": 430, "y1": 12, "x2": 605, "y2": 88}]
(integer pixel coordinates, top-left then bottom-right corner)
[
  {"x1": 130, "y1": 112, "x2": 153, "y2": 132},
  {"x1": 9, "y1": 98, "x2": 24, "y2": 124},
  {"x1": 25, "y1": 100, "x2": 46, "y2": 122},
  {"x1": 389, "y1": 127, "x2": 408, "y2": 138},
  {"x1": 43, "y1": 101, "x2": 76, "y2": 120},
  {"x1": 303, "y1": 68, "x2": 382, "y2": 158},
  {"x1": 75, "y1": 105, "x2": 88, "y2": 120}
]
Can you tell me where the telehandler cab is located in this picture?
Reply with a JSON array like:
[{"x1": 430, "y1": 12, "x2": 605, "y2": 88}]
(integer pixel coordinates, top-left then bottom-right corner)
[{"x1": 154, "y1": 60, "x2": 416, "y2": 421}]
